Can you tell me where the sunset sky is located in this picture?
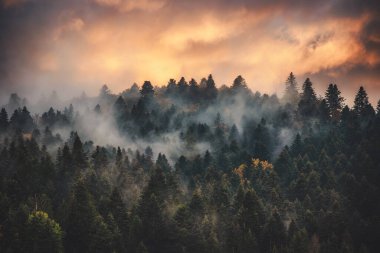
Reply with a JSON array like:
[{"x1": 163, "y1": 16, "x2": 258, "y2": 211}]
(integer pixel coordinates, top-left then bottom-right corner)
[{"x1": 0, "y1": 0, "x2": 379, "y2": 104}]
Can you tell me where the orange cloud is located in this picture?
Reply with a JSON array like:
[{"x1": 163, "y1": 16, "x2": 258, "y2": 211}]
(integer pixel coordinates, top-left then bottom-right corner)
[{"x1": 0, "y1": 0, "x2": 379, "y2": 103}]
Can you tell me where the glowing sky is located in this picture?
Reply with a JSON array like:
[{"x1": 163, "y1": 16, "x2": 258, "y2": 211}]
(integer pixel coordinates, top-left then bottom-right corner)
[{"x1": 0, "y1": 0, "x2": 379, "y2": 103}]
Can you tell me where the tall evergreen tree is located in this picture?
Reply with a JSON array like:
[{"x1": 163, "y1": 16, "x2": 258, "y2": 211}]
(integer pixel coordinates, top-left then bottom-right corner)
[
  {"x1": 0, "y1": 108, "x2": 9, "y2": 132},
  {"x1": 138, "y1": 193, "x2": 168, "y2": 253},
  {"x1": 109, "y1": 188, "x2": 129, "y2": 250},
  {"x1": 318, "y1": 99, "x2": 330, "y2": 122},
  {"x1": 298, "y1": 78, "x2": 318, "y2": 117},
  {"x1": 72, "y1": 134, "x2": 86, "y2": 168},
  {"x1": 232, "y1": 75, "x2": 248, "y2": 91},
  {"x1": 189, "y1": 78, "x2": 200, "y2": 100},
  {"x1": 141, "y1": 81, "x2": 155, "y2": 98},
  {"x1": 353, "y1": 86, "x2": 369, "y2": 114},
  {"x1": 166, "y1": 79, "x2": 177, "y2": 95},
  {"x1": 325, "y1": 84, "x2": 344, "y2": 121},
  {"x1": 283, "y1": 72, "x2": 299, "y2": 105},
  {"x1": 263, "y1": 210, "x2": 286, "y2": 252},
  {"x1": 204, "y1": 74, "x2": 218, "y2": 100},
  {"x1": 65, "y1": 180, "x2": 112, "y2": 253},
  {"x1": 177, "y1": 77, "x2": 188, "y2": 95},
  {"x1": 353, "y1": 86, "x2": 375, "y2": 118}
]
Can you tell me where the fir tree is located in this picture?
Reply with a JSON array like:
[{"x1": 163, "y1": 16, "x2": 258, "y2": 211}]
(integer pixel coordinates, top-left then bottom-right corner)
[{"x1": 325, "y1": 84, "x2": 344, "y2": 121}]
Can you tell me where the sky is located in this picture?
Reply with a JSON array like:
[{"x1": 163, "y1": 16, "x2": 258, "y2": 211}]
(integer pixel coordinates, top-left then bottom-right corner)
[{"x1": 0, "y1": 0, "x2": 379, "y2": 104}]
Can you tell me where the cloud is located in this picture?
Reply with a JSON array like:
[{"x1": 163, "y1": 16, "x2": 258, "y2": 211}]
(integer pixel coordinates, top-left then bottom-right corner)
[{"x1": 0, "y1": 0, "x2": 379, "y2": 103}]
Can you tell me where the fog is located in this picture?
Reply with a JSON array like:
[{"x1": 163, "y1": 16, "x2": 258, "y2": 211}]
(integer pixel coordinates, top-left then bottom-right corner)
[{"x1": 2, "y1": 74, "x2": 377, "y2": 168}]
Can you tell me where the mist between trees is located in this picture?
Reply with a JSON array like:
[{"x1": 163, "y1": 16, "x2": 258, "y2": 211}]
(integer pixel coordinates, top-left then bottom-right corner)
[{"x1": 0, "y1": 73, "x2": 379, "y2": 253}]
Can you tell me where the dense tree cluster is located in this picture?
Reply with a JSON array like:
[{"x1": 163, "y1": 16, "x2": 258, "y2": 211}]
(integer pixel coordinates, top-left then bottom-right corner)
[{"x1": 0, "y1": 73, "x2": 379, "y2": 252}]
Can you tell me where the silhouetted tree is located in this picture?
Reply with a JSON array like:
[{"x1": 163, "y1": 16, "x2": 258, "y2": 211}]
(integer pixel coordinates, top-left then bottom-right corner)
[
  {"x1": 353, "y1": 86, "x2": 375, "y2": 119},
  {"x1": 141, "y1": 81, "x2": 154, "y2": 98},
  {"x1": 325, "y1": 84, "x2": 344, "y2": 121},
  {"x1": 204, "y1": 74, "x2": 218, "y2": 100},
  {"x1": 298, "y1": 78, "x2": 317, "y2": 118},
  {"x1": 283, "y1": 72, "x2": 299, "y2": 105},
  {"x1": 232, "y1": 75, "x2": 248, "y2": 91}
]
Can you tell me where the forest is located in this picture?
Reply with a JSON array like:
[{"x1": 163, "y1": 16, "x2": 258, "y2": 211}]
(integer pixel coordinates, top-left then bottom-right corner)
[{"x1": 0, "y1": 73, "x2": 379, "y2": 253}]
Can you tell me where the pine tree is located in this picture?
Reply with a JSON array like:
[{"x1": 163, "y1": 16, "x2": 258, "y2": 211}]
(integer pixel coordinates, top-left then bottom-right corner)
[
  {"x1": 291, "y1": 133, "x2": 302, "y2": 156},
  {"x1": 114, "y1": 96, "x2": 127, "y2": 113},
  {"x1": 99, "y1": 84, "x2": 111, "y2": 99},
  {"x1": 189, "y1": 78, "x2": 200, "y2": 100},
  {"x1": 353, "y1": 86, "x2": 369, "y2": 114},
  {"x1": 109, "y1": 188, "x2": 129, "y2": 248},
  {"x1": 138, "y1": 193, "x2": 168, "y2": 252},
  {"x1": 325, "y1": 84, "x2": 344, "y2": 122},
  {"x1": 275, "y1": 146, "x2": 295, "y2": 183},
  {"x1": 263, "y1": 210, "x2": 286, "y2": 252},
  {"x1": 166, "y1": 79, "x2": 177, "y2": 95},
  {"x1": 65, "y1": 180, "x2": 112, "y2": 253},
  {"x1": 141, "y1": 81, "x2": 154, "y2": 98},
  {"x1": 113, "y1": 96, "x2": 128, "y2": 129},
  {"x1": 116, "y1": 146, "x2": 123, "y2": 167},
  {"x1": 0, "y1": 108, "x2": 9, "y2": 132},
  {"x1": 283, "y1": 72, "x2": 299, "y2": 105},
  {"x1": 239, "y1": 189, "x2": 266, "y2": 238},
  {"x1": 9, "y1": 106, "x2": 35, "y2": 132},
  {"x1": 156, "y1": 153, "x2": 171, "y2": 173},
  {"x1": 298, "y1": 78, "x2": 317, "y2": 117},
  {"x1": 178, "y1": 77, "x2": 188, "y2": 95},
  {"x1": 353, "y1": 86, "x2": 375, "y2": 118},
  {"x1": 252, "y1": 120, "x2": 271, "y2": 160},
  {"x1": 232, "y1": 75, "x2": 248, "y2": 90},
  {"x1": 72, "y1": 134, "x2": 86, "y2": 168},
  {"x1": 204, "y1": 74, "x2": 218, "y2": 100},
  {"x1": 318, "y1": 99, "x2": 330, "y2": 122}
]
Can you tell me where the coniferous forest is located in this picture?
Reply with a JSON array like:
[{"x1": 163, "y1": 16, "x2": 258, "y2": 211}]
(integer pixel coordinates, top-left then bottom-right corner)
[{"x1": 0, "y1": 73, "x2": 380, "y2": 253}]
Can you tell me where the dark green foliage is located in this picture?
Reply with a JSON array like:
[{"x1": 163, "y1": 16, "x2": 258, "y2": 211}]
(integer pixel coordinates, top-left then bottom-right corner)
[
  {"x1": 9, "y1": 106, "x2": 35, "y2": 132},
  {"x1": 353, "y1": 86, "x2": 375, "y2": 120},
  {"x1": 72, "y1": 134, "x2": 87, "y2": 168},
  {"x1": 0, "y1": 108, "x2": 9, "y2": 132},
  {"x1": 64, "y1": 180, "x2": 112, "y2": 253},
  {"x1": 298, "y1": 78, "x2": 318, "y2": 118},
  {"x1": 325, "y1": 84, "x2": 344, "y2": 121},
  {"x1": 138, "y1": 193, "x2": 169, "y2": 253},
  {"x1": 25, "y1": 211, "x2": 63, "y2": 253},
  {"x1": 318, "y1": 99, "x2": 330, "y2": 122},
  {"x1": 204, "y1": 74, "x2": 218, "y2": 100},
  {"x1": 0, "y1": 75, "x2": 379, "y2": 253}
]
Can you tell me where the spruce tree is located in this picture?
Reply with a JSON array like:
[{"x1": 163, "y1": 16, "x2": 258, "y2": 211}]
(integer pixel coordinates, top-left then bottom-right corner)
[
  {"x1": 298, "y1": 78, "x2": 317, "y2": 117},
  {"x1": 283, "y1": 72, "x2": 299, "y2": 105},
  {"x1": 353, "y1": 86, "x2": 375, "y2": 118},
  {"x1": 0, "y1": 108, "x2": 9, "y2": 132},
  {"x1": 65, "y1": 180, "x2": 112, "y2": 253},
  {"x1": 325, "y1": 84, "x2": 344, "y2": 121},
  {"x1": 140, "y1": 81, "x2": 154, "y2": 98}
]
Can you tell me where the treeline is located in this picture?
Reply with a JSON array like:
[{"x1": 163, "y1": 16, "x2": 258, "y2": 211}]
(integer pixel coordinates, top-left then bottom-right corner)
[{"x1": 0, "y1": 73, "x2": 379, "y2": 252}]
